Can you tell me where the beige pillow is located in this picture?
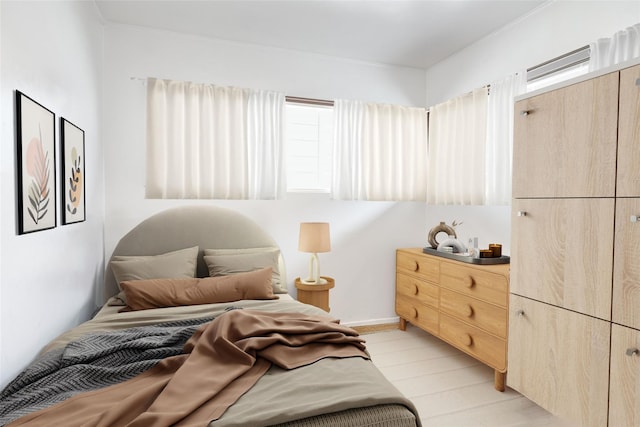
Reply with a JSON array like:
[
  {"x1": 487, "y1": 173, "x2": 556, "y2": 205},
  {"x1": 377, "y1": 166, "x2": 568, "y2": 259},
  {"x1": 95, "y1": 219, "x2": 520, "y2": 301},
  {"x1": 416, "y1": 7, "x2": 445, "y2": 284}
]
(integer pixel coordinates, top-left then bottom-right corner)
[
  {"x1": 203, "y1": 247, "x2": 285, "y2": 294},
  {"x1": 120, "y1": 268, "x2": 277, "y2": 312},
  {"x1": 109, "y1": 246, "x2": 199, "y2": 305}
]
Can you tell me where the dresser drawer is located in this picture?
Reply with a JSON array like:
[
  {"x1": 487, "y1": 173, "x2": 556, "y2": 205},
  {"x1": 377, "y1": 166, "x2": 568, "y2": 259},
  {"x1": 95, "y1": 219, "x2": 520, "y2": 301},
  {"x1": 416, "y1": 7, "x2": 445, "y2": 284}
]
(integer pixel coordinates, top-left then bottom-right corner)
[
  {"x1": 396, "y1": 295, "x2": 439, "y2": 335},
  {"x1": 439, "y1": 313, "x2": 506, "y2": 371},
  {"x1": 396, "y1": 273, "x2": 439, "y2": 308},
  {"x1": 440, "y1": 288, "x2": 507, "y2": 338},
  {"x1": 440, "y1": 262, "x2": 508, "y2": 307},
  {"x1": 396, "y1": 250, "x2": 439, "y2": 283}
]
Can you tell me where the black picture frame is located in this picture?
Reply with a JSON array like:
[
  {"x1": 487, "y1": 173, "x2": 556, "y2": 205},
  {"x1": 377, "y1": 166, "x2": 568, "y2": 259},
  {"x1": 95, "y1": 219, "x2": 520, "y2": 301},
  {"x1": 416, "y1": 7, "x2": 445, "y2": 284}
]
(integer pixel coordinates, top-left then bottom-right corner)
[
  {"x1": 15, "y1": 90, "x2": 56, "y2": 234},
  {"x1": 60, "y1": 118, "x2": 86, "y2": 225}
]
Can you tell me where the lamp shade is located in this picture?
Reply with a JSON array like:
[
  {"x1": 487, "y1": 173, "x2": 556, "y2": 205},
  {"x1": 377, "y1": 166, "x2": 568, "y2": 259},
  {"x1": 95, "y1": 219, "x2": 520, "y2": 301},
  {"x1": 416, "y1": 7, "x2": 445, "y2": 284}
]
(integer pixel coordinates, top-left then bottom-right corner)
[{"x1": 298, "y1": 222, "x2": 331, "y2": 253}]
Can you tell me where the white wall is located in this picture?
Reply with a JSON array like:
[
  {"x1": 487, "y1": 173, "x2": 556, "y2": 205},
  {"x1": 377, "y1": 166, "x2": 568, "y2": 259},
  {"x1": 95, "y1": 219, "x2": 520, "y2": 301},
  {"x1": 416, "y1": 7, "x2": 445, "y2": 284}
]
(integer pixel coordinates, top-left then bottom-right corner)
[
  {"x1": 426, "y1": 0, "x2": 640, "y2": 106},
  {"x1": 0, "y1": 1, "x2": 105, "y2": 388}
]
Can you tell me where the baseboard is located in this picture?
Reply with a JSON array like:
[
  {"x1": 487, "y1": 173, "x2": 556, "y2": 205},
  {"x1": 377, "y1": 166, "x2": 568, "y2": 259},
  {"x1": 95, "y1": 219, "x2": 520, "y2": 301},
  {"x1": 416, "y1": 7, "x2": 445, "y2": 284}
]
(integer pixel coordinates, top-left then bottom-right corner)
[
  {"x1": 350, "y1": 323, "x2": 399, "y2": 334},
  {"x1": 343, "y1": 317, "x2": 400, "y2": 334}
]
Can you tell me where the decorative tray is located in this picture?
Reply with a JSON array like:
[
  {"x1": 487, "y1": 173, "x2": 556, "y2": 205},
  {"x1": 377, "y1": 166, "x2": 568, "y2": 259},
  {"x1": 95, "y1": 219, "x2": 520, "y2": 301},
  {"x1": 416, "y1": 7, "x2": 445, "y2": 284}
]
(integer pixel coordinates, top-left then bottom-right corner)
[{"x1": 422, "y1": 247, "x2": 510, "y2": 265}]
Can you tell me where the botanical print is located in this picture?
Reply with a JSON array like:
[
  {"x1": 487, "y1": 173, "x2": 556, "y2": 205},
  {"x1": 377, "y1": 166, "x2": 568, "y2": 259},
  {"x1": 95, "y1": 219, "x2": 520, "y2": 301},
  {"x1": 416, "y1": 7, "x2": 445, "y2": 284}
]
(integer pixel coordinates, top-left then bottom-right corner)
[
  {"x1": 61, "y1": 118, "x2": 85, "y2": 224},
  {"x1": 67, "y1": 147, "x2": 82, "y2": 214},
  {"x1": 25, "y1": 127, "x2": 51, "y2": 224},
  {"x1": 16, "y1": 91, "x2": 56, "y2": 234}
]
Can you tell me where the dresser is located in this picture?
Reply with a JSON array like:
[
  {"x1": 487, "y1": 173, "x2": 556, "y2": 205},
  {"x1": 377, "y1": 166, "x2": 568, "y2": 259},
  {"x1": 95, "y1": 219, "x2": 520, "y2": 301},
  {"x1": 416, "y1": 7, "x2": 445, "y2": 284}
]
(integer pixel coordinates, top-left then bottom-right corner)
[
  {"x1": 509, "y1": 61, "x2": 640, "y2": 426},
  {"x1": 395, "y1": 248, "x2": 510, "y2": 391}
]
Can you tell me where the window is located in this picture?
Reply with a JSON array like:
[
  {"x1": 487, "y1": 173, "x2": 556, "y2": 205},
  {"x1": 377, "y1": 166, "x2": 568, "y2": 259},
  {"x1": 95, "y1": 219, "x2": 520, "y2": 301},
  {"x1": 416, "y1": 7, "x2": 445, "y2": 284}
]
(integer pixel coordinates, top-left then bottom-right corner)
[{"x1": 285, "y1": 100, "x2": 333, "y2": 192}]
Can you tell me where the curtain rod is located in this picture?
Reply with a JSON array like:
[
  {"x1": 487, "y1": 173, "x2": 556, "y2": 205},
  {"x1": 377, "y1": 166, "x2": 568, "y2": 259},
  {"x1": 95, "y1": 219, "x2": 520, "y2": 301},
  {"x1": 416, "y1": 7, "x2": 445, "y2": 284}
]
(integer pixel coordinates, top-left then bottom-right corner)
[
  {"x1": 285, "y1": 96, "x2": 334, "y2": 107},
  {"x1": 131, "y1": 79, "x2": 334, "y2": 106}
]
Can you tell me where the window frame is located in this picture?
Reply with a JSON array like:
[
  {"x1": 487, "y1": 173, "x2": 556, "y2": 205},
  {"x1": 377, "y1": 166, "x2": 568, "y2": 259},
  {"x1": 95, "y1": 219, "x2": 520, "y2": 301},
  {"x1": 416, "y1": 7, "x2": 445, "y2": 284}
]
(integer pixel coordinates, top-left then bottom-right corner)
[{"x1": 284, "y1": 96, "x2": 334, "y2": 194}]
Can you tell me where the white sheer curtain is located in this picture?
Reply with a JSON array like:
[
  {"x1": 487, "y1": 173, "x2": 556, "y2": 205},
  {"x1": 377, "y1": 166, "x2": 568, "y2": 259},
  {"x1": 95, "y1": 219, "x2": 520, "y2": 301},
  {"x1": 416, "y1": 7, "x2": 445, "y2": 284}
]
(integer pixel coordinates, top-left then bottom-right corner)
[
  {"x1": 590, "y1": 23, "x2": 640, "y2": 71},
  {"x1": 146, "y1": 78, "x2": 285, "y2": 199},
  {"x1": 332, "y1": 100, "x2": 365, "y2": 199},
  {"x1": 485, "y1": 72, "x2": 526, "y2": 205},
  {"x1": 247, "y1": 90, "x2": 285, "y2": 199},
  {"x1": 427, "y1": 87, "x2": 488, "y2": 205},
  {"x1": 332, "y1": 100, "x2": 428, "y2": 201}
]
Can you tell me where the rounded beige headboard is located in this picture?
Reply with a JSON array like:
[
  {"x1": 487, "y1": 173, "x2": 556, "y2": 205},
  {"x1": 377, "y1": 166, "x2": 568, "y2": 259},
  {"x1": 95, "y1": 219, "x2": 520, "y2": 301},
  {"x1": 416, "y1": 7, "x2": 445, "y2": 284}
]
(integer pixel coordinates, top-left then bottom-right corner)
[{"x1": 104, "y1": 205, "x2": 284, "y2": 301}]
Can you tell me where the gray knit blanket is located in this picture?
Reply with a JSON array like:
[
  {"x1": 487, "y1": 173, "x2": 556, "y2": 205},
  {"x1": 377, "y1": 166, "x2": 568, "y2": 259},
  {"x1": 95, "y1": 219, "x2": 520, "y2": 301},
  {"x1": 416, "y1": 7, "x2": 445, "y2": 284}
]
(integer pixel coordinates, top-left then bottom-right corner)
[{"x1": 0, "y1": 316, "x2": 213, "y2": 426}]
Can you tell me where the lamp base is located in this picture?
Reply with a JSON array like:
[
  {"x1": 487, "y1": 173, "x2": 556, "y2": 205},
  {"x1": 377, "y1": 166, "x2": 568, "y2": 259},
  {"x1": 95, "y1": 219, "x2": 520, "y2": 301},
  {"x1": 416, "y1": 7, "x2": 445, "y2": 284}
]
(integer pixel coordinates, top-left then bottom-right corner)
[{"x1": 300, "y1": 277, "x2": 328, "y2": 285}]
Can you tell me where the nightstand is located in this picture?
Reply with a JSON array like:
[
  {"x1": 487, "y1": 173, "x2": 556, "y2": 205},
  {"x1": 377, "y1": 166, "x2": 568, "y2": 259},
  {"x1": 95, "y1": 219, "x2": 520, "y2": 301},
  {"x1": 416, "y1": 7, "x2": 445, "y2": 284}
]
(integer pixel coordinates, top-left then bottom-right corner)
[{"x1": 294, "y1": 277, "x2": 335, "y2": 312}]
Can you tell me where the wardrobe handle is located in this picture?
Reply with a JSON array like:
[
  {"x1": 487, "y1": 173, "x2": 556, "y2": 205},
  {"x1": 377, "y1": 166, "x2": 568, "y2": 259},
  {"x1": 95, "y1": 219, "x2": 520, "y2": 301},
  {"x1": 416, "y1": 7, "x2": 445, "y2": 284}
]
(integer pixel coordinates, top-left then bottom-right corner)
[
  {"x1": 520, "y1": 110, "x2": 530, "y2": 116},
  {"x1": 631, "y1": 215, "x2": 639, "y2": 223},
  {"x1": 635, "y1": 78, "x2": 640, "y2": 86},
  {"x1": 516, "y1": 309, "x2": 525, "y2": 317},
  {"x1": 517, "y1": 211, "x2": 527, "y2": 217},
  {"x1": 626, "y1": 348, "x2": 639, "y2": 357}
]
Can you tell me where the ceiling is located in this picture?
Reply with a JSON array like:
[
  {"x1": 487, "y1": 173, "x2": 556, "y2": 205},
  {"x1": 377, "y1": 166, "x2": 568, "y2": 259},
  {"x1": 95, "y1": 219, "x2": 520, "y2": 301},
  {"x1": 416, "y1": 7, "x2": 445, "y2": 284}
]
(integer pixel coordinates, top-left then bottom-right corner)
[{"x1": 94, "y1": 0, "x2": 547, "y2": 69}]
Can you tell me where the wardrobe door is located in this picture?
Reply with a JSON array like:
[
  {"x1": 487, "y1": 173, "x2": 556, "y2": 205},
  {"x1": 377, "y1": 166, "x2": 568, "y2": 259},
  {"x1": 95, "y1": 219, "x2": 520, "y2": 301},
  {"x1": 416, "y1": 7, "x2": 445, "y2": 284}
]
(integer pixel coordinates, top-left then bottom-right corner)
[
  {"x1": 617, "y1": 64, "x2": 640, "y2": 197},
  {"x1": 512, "y1": 72, "x2": 618, "y2": 198},
  {"x1": 609, "y1": 324, "x2": 640, "y2": 427},
  {"x1": 508, "y1": 295, "x2": 610, "y2": 427},
  {"x1": 511, "y1": 198, "x2": 614, "y2": 320},
  {"x1": 613, "y1": 198, "x2": 640, "y2": 329}
]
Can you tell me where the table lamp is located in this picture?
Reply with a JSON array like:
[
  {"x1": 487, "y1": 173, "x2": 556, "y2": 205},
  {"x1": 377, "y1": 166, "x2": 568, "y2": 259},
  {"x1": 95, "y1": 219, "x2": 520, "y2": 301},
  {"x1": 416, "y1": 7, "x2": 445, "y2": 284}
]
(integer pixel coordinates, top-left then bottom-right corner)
[{"x1": 298, "y1": 222, "x2": 331, "y2": 284}]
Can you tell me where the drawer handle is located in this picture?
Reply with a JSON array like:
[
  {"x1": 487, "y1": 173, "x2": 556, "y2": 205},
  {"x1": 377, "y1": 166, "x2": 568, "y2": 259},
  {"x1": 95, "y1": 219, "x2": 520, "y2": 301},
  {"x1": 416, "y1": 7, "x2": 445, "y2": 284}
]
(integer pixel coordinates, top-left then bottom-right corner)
[
  {"x1": 631, "y1": 215, "x2": 639, "y2": 223},
  {"x1": 626, "y1": 348, "x2": 639, "y2": 357},
  {"x1": 413, "y1": 261, "x2": 419, "y2": 272},
  {"x1": 516, "y1": 309, "x2": 525, "y2": 317},
  {"x1": 412, "y1": 307, "x2": 418, "y2": 319},
  {"x1": 517, "y1": 211, "x2": 527, "y2": 217},
  {"x1": 462, "y1": 333, "x2": 473, "y2": 346},
  {"x1": 464, "y1": 304, "x2": 474, "y2": 317},
  {"x1": 413, "y1": 284, "x2": 419, "y2": 295},
  {"x1": 464, "y1": 276, "x2": 475, "y2": 288},
  {"x1": 519, "y1": 110, "x2": 530, "y2": 116}
]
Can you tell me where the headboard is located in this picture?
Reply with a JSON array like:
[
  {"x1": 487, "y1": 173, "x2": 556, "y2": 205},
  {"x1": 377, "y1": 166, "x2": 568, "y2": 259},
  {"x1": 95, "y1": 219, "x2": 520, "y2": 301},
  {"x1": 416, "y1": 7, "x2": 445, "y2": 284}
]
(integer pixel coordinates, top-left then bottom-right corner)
[{"x1": 104, "y1": 205, "x2": 284, "y2": 301}]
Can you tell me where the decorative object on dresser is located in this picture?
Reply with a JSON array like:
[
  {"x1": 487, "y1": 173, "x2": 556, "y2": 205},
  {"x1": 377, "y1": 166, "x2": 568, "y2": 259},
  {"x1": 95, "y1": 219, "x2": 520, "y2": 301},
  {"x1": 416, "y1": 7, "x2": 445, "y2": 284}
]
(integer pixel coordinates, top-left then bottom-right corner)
[
  {"x1": 395, "y1": 248, "x2": 509, "y2": 392},
  {"x1": 509, "y1": 61, "x2": 640, "y2": 427},
  {"x1": 298, "y1": 222, "x2": 331, "y2": 284},
  {"x1": 427, "y1": 220, "x2": 458, "y2": 248}
]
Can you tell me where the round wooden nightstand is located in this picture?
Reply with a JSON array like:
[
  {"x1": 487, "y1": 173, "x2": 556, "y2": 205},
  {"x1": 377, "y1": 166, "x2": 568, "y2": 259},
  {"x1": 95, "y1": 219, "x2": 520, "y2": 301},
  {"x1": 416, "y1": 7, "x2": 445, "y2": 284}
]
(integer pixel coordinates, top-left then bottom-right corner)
[{"x1": 294, "y1": 277, "x2": 335, "y2": 312}]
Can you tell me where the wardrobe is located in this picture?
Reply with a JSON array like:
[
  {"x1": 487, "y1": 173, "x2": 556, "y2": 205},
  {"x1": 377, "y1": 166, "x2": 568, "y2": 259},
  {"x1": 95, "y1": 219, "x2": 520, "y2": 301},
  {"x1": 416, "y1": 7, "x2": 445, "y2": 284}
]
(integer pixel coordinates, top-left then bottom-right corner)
[{"x1": 508, "y1": 60, "x2": 640, "y2": 426}]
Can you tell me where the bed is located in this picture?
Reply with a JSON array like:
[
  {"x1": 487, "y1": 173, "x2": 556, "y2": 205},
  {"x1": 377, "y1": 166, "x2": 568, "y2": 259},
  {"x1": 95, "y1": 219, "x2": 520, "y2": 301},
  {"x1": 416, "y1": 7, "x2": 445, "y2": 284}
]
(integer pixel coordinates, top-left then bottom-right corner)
[{"x1": 0, "y1": 205, "x2": 420, "y2": 427}]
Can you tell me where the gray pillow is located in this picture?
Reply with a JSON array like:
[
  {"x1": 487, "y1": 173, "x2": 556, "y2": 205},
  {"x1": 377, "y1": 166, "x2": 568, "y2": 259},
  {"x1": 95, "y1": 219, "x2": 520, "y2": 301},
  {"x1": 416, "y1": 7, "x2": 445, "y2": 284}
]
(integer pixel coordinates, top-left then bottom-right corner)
[
  {"x1": 109, "y1": 246, "x2": 199, "y2": 305},
  {"x1": 203, "y1": 247, "x2": 286, "y2": 294}
]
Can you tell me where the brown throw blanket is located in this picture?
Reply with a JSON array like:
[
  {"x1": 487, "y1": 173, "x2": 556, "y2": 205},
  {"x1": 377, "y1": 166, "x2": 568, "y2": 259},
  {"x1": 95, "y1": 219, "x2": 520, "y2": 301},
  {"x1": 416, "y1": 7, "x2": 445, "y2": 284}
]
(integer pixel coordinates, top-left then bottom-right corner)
[{"x1": 8, "y1": 309, "x2": 369, "y2": 427}]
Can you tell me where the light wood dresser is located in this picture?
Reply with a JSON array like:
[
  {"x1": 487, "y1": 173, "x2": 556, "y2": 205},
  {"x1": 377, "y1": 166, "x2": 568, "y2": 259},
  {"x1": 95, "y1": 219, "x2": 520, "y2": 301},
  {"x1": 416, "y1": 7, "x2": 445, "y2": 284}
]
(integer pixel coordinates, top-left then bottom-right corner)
[{"x1": 395, "y1": 248, "x2": 510, "y2": 391}]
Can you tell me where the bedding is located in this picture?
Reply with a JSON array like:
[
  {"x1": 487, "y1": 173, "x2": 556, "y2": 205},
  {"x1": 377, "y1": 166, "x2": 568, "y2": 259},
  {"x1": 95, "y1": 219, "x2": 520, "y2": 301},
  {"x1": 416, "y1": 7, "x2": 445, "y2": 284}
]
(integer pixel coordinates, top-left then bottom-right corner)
[
  {"x1": 0, "y1": 206, "x2": 420, "y2": 427},
  {"x1": 203, "y1": 247, "x2": 286, "y2": 294},
  {"x1": 119, "y1": 267, "x2": 277, "y2": 311}
]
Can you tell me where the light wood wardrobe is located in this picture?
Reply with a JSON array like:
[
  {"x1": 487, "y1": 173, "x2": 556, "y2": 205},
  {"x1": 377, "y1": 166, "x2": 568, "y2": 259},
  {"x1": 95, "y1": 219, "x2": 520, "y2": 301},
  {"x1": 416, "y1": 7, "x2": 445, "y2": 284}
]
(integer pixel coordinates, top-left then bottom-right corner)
[{"x1": 508, "y1": 60, "x2": 640, "y2": 427}]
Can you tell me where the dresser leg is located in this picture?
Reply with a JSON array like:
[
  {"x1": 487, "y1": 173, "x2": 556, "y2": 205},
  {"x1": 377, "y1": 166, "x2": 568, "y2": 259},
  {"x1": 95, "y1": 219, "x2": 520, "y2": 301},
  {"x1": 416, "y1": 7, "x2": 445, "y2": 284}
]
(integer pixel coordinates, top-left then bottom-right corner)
[
  {"x1": 494, "y1": 371, "x2": 506, "y2": 392},
  {"x1": 399, "y1": 318, "x2": 407, "y2": 331}
]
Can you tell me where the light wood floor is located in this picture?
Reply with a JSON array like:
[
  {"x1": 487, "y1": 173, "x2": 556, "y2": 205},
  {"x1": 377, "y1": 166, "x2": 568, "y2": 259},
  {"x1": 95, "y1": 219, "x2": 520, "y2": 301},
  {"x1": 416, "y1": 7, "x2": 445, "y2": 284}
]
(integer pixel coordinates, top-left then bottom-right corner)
[{"x1": 362, "y1": 324, "x2": 577, "y2": 427}]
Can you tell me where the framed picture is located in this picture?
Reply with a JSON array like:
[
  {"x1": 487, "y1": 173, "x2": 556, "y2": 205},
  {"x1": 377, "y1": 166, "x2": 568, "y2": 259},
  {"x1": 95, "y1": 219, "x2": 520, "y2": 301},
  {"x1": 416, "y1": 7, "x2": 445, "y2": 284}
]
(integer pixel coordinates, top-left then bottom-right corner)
[
  {"x1": 60, "y1": 118, "x2": 85, "y2": 224},
  {"x1": 15, "y1": 91, "x2": 56, "y2": 234}
]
